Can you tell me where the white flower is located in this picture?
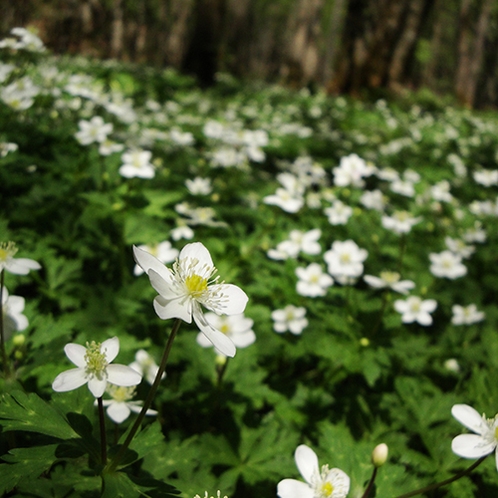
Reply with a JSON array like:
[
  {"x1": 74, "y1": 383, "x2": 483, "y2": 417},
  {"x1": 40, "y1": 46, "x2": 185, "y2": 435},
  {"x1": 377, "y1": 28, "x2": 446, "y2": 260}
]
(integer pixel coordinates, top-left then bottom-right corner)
[
  {"x1": 324, "y1": 200, "x2": 353, "y2": 225},
  {"x1": 390, "y1": 179, "x2": 415, "y2": 197},
  {"x1": 444, "y1": 237, "x2": 475, "y2": 259},
  {"x1": 2, "y1": 287, "x2": 29, "y2": 341},
  {"x1": 451, "y1": 404, "x2": 498, "y2": 469},
  {"x1": 267, "y1": 229, "x2": 321, "y2": 261},
  {"x1": 381, "y1": 211, "x2": 422, "y2": 234},
  {"x1": 133, "y1": 242, "x2": 248, "y2": 357},
  {"x1": 133, "y1": 241, "x2": 179, "y2": 276},
  {"x1": 75, "y1": 116, "x2": 113, "y2": 145},
  {"x1": 360, "y1": 189, "x2": 386, "y2": 211},
  {"x1": 196, "y1": 312, "x2": 255, "y2": 356},
  {"x1": 430, "y1": 180, "x2": 453, "y2": 203},
  {"x1": 170, "y1": 129, "x2": 194, "y2": 146},
  {"x1": 98, "y1": 139, "x2": 124, "y2": 156},
  {"x1": 277, "y1": 444, "x2": 350, "y2": 498},
  {"x1": 99, "y1": 384, "x2": 157, "y2": 424},
  {"x1": 394, "y1": 296, "x2": 437, "y2": 326},
  {"x1": 119, "y1": 149, "x2": 155, "y2": 179},
  {"x1": 193, "y1": 492, "x2": 228, "y2": 498},
  {"x1": 463, "y1": 225, "x2": 486, "y2": 243},
  {"x1": 52, "y1": 337, "x2": 142, "y2": 398},
  {"x1": 171, "y1": 225, "x2": 194, "y2": 241},
  {"x1": 333, "y1": 153, "x2": 372, "y2": 188},
  {"x1": 473, "y1": 169, "x2": 498, "y2": 187},
  {"x1": 451, "y1": 304, "x2": 485, "y2": 325},
  {"x1": 296, "y1": 263, "x2": 334, "y2": 297},
  {"x1": 324, "y1": 240, "x2": 368, "y2": 280},
  {"x1": 363, "y1": 271, "x2": 415, "y2": 295},
  {"x1": 263, "y1": 188, "x2": 304, "y2": 213},
  {"x1": 129, "y1": 349, "x2": 165, "y2": 385},
  {"x1": 0, "y1": 241, "x2": 41, "y2": 275},
  {"x1": 272, "y1": 305, "x2": 308, "y2": 335},
  {"x1": 444, "y1": 358, "x2": 461, "y2": 373},
  {"x1": 429, "y1": 251, "x2": 467, "y2": 279},
  {"x1": 186, "y1": 177, "x2": 213, "y2": 195}
]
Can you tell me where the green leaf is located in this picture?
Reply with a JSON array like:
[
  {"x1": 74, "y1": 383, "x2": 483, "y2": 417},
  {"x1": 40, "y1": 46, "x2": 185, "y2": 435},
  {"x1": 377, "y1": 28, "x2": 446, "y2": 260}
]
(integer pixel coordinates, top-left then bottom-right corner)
[
  {"x1": 0, "y1": 444, "x2": 58, "y2": 495},
  {"x1": 102, "y1": 471, "x2": 181, "y2": 498},
  {"x1": 0, "y1": 391, "x2": 78, "y2": 440}
]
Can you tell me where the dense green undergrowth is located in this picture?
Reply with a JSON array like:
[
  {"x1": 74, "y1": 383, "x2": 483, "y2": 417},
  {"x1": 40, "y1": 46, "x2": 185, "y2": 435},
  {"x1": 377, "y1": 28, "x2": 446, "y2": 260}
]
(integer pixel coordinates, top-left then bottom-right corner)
[{"x1": 1, "y1": 28, "x2": 498, "y2": 498}]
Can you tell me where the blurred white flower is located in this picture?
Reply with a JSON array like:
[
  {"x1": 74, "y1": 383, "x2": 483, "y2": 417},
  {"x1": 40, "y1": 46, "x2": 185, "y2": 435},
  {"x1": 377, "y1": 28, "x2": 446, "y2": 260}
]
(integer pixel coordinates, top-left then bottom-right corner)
[
  {"x1": 451, "y1": 404, "x2": 498, "y2": 469},
  {"x1": 2, "y1": 287, "x2": 29, "y2": 341},
  {"x1": 394, "y1": 296, "x2": 437, "y2": 325},
  {"x1": 463, "y1": 225, "x2": 486, "y2": 243},
  {"x1": 170, "y1": 129, "x2": 194, "y2": 146},
  {"x1": 444, "y1": 237, "x2": 475, "y2": 259},
  {"x1": 444, "y1": 358, "x2": 461, "y2": 373},
  {"x1": 333, "y1": 153, "x2": 372, "y2": 187},
  {"x1": 390, "y1": 180, "x2": 415, "y2": 197},
  {"x1": 119, "y1": 149, "x2": 155, "y2": 179},
  {"x1": 133, "y1": 242, "x2": 178, "y2": 276},
  {"x1": 324, "y1": 240, "x2": 368, "y2": 280},
  {"x1": 473, "y1": 169, "x2": 498, "y2": 187},
  {"x1": 197, "y1": 312, "x2": 255, "y2": 356},
  {"x1": 451, "y1": 304, "x2": 485, "y2": 325},
  {"x1": 267, "y1": 229, "x2": 321, "y2": 260},
  {"x1": 0, "y1": 63, "x2": 15, "y2": 84},
  {"x1": 75, "y1": 116, "x2": 113, "y2": 145},
  {"x1": 129, "y1": 349, "x2": 165, "y2": 385},
  {"x1": 186, "y1": 177, "x2": 213, "y2": 195},
  {"x1": 430, "y1": 180, "x2": 453, "y2": 203},
  {"x1": 381, "y1": 211, "x2": 422, "y2": 234},
  {"x1": 52, "y1": 337, "x2": 142, "y2": 398},
  {"x1": 99, "y1": 384, "x2": 157, "y2": 424},
  {"x1": 98, "y1": 139, "x2": 124, "y2": 156},
  {"x1": 0, "y1": 241, "x2": 41, "y2": 275},
  {"x1": 277, "y1": 444, "x2": 350, "y2": 498},
  {"x1": 171, "y1": 225, "x2": 194, "y2": 241},
  {"x1": 324, "y1": 200, "x2": 353, "y2": 225},
  {"x1": 363, "y1": 271, "x2": 415, "y2": 295},
  {"x1": 272, "y1": 305, "x2": 308, "y2": 335},
  {"x1": 1, "y1": 77, "x2": 39, "y2": 110},
  {"x1": 296, "y1": 263, "x2": 334, "y2": 297},
  {"x1": 429, "y1": 251, "x2": 467, "y2": 279},
  {"x1": 360, "y1": 189, "x2": 386, "y2": 211}
]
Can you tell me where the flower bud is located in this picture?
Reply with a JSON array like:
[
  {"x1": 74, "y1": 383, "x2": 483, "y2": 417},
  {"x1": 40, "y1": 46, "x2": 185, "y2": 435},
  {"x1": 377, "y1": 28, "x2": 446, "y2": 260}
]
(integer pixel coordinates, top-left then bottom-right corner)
[
  {"x1": 371, "y1": 443, "x2": 388, "y2": 468},
  {"x1": 12, "y1": 333, "x2": 25, "y2": 347}
]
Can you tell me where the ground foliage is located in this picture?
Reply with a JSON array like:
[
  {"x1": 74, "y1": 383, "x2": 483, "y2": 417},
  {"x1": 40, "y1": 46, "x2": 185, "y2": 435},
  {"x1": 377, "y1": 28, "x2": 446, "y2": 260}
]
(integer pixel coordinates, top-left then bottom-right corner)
[{"x1": 1, "y1": 37, "x2": 498, "y2": 498}]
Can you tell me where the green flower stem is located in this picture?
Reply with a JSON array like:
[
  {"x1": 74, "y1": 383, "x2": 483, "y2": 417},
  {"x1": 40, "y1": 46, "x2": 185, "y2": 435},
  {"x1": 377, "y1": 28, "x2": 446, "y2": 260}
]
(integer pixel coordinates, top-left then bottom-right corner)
[
  {"x1": 397, "y1": 234, "x2": 407, "y2": 274},
  {"x1": 0, "y1": 270, "x2": 11, "y2": 378},
  {"x1": 360, "y1": 466, "x2": 377, "y2": 498},
  {"x1": 370, "y1": 290, "x2": 389, "y2": 338},
  {"x1": 395, "y1": 456, "x2": 487, "y2": 498},
  {"x1": 105, "y1": 318, "x2": 182, "y2": 473},
  {"x1": 97, "y1": 396, "x2": 108, "y2": 464}
]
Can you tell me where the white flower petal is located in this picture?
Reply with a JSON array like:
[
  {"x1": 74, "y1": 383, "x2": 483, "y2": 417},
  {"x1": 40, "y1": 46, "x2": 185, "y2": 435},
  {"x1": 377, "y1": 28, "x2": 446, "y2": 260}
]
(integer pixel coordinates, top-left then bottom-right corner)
[
  {"x1": 101, "y1": 336, "x2": 120, "y2": 363},
  {"x1": 147, "y1": 269, "x2": 179, "y2": 299},
  {"x1": 107, "y1": 364, "x2": 142, "y2": 386},
  {"x1": 107, "y1": 401, "x2": 131, "y2": 423},
  {"x1": 7, "y1": 258, "x2": 41, "y2": 275},
  {"x1": 52, "y1": 368, "x2": 87, "y2": 392},
  {"x1": 153, "y1": 295, "x2": 192, "y2": 322},
  {"x1": 64, "y1": 343, "x2": 87, "y2": 368},
  {"x1": 194, "y1": 310, "x2": 236, "y2": 357},
  {"x1": 451, "y1": 434, "x2": 496, "y2": 458},
  {"x1": 452, "y1": 404, "x2": 488, "y2": 434},
  {"x1": 133, "y1": 245, "x2": 174, "y2": 281},
  {"x1": 294, "y1": 444, "x2": 319, "y2": 485},
  {"x1": 88, "y1": 377, "x2": 107, "y2": 398},
  {"x1": 277, "y1": 479, "x2": 314, "y2": 498},
  {"x1": 179, "y1": 242, "x2": 213, "y2": 269},
  {"x1": 324, "y1": 468, "x2": 350, "y2": 497},
  {"x1": 206, "y1": 284, "x2": 248, "y2": 315}
]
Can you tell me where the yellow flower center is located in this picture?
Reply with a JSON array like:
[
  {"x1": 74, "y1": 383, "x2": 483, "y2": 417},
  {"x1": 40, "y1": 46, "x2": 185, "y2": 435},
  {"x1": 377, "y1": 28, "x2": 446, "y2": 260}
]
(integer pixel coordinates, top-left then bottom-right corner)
[
  {"x1": 107, "y1": 384, "x2": 135, "y2": 402},
  {"x1": 0, "y1": 241, "x2": 18, "y2": 262},
  {"x1": 321, "y1": 482, "x2": 334, "y2": 497},
  {"x1": 220, "y1": 323, "x2": 230, "y2": 334},
  {"x1": 85, "y1": 341, "x2": 108, "y2": 380},
  {"x1": 185, "y1": 274, "x2": 208, "y2": 297},
  {"x1": 380, "y1": 270, "x2": 399, "y2": 284}
]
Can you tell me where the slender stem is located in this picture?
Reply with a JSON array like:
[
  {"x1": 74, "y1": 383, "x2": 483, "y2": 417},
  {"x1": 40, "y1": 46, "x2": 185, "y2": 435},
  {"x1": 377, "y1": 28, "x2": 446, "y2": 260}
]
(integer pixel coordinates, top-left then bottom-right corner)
[
  {"x1": 361, "y1": 467, "x2": 377, "y2": 498},
  {"x1": 105, "y1": 318, "x2": 182, "y2": 473},
  {"x1": 97, "y1": 396, "x2": 108, "y2": 464},
  {"x1": 370, "y1": 290, "x2": 388, "y2": 338},
  {"x1": 395, "y1": 456, "x2": 487, "y2": 498},
  {"x1": 397, "y1": 234, "x2": 406, "y2": 274},
  {"x1": 0, "y1": 270, "x2": 11, "y2": 378}
]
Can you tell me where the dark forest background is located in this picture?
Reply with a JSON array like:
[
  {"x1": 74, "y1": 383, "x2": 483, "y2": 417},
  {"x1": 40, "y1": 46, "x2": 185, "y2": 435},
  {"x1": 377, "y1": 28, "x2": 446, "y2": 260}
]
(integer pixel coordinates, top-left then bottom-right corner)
[{"x1": 2, "y1": 0, "x2": 498, "y2": 108}]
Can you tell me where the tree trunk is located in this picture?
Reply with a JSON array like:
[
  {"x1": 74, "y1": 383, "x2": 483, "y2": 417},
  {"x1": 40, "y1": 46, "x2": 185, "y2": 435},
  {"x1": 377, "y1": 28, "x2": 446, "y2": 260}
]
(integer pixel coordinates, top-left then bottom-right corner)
[
  {"x1": 321, "y1": 0, "x2": 348, "y2": 83},
  {"x1": 388, "y1": 0, "x2": 429, "y2": 89},
  {"x1": 110, "y1": 0, "x2": 124, "y2": 59}
]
